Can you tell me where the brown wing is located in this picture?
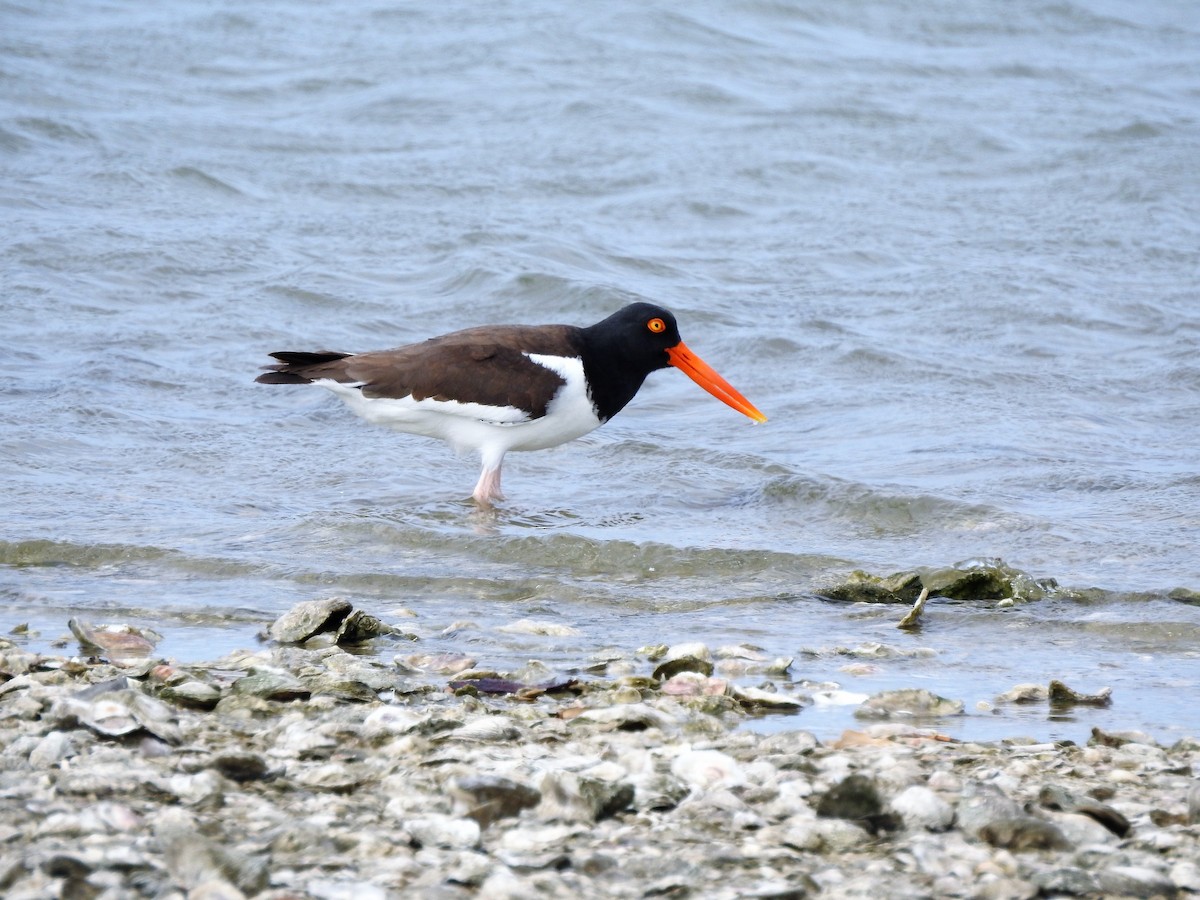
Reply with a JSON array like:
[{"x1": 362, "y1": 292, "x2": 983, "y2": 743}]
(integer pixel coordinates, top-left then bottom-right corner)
[{"x1": 258, "y1": 324, "x2": 581, "y2": 419}]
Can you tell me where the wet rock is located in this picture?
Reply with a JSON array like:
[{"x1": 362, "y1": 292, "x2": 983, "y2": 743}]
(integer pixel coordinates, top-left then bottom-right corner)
[
  {"x1": 1168, "y1": 587, "x2": 1200, "y2": 605},
  {"x1": 266, "y1": 597, "x2": 352, "y2": 644},
  {"x1": 921, "y1": 564, "x2": 1017, "y2": 601},
  {"x1": 1048, "y1": 679, "x2": 1113, "y2": 707},
  {"x1": 855, "y1": 688, "x2": 964, "y2": 720},
  {"x1": 333, "y1": 609, "x2": 394, "y2": 644},
  {"x1": 821, "y1": 570, "x2": 923, "y2": 604}
]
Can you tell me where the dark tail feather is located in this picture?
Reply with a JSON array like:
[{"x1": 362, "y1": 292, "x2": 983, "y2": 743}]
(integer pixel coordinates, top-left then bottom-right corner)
[{"x1": 255, "y1": 350, "x2": 353, "y2": 384}]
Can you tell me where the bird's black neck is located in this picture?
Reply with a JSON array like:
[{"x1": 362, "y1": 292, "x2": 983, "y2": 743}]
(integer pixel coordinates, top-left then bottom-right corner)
[{"x1": 574, "y1": 327, "x2": 666, "y2": 422}]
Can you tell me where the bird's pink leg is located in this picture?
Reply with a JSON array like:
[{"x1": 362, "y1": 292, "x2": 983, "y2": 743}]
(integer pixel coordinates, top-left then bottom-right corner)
[{"x1": 472, "y1": 463, "x2": 504, "y2": 506}]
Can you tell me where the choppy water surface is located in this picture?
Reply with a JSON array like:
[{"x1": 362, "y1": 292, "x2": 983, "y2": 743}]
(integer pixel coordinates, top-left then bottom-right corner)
[{"x1": 4, "y1": 0, "x2": 1199, "y2": 743}]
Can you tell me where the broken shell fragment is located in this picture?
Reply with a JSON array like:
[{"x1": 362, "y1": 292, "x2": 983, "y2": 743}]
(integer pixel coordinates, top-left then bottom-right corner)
[
  {"x1": 52, "y1": 681, "x2": 182, "y2": 744},
  {"x1": 68, "y1": 618, "x2": 159, "y2": 664}
]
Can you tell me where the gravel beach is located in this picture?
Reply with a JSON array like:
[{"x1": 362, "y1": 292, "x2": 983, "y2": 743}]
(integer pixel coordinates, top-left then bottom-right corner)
[{"x1": 1, "y1": 608, "x2": 1198, "y2": 900}]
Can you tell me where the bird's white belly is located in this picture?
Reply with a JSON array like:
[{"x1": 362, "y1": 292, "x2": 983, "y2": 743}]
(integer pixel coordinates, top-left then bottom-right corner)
[{"x1": 315, "y1": 353, "x2": 602, "y2": 457}]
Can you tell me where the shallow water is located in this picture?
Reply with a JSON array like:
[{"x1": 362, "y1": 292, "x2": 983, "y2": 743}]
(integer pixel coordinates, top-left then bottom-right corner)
[{"x1": 3, "y1": 0, "x2": 1199, "y2": 743}]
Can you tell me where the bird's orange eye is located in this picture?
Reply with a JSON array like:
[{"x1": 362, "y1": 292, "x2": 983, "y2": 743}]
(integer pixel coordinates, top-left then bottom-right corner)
[{"x1": 647, "y1": 317, "x2": 666, "y2": 333}]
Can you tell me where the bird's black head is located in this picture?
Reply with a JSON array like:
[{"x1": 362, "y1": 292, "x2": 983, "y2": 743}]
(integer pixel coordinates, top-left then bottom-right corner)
[
  {"x1": 586, "y1": 302, "x2": 681, "y2": 368},
  {"x1": 578, "y1": 301, "x2": 768, "y2": 426},
  {"x1": 577, "y1": 302, "x2": 683, "y2": 420}
]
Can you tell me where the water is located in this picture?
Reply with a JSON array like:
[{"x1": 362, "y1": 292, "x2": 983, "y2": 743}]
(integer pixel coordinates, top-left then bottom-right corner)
[{"x1": 3, "y1": 0, "x2": 1199, "y2": 744}]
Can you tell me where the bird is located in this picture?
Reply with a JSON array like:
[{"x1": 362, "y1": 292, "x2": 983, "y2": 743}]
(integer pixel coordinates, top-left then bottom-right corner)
[{"x1": 255, "y1": 302, "x2": 766, "y2": 505}]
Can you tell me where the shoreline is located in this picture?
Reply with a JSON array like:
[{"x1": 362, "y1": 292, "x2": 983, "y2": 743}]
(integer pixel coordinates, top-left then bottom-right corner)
[{"x1": 2, "y1": 616, "x2": 1198, "y2": 899}]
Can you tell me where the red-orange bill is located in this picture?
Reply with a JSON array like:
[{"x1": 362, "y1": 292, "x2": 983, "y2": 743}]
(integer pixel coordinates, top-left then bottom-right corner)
[{"x1": 666, "y1": 342, "x2": 767, "y2": 423}]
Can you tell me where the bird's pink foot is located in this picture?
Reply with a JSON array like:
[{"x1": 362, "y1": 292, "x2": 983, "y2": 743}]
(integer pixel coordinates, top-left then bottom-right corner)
[{"x1": 472, "y1": 466, "x2": 504, "y2": 506}]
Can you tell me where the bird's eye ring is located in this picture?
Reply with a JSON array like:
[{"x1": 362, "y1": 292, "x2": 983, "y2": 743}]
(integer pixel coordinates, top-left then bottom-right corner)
[{"x1": 647, "y1": 317, "x2": 666, "y2": 333}]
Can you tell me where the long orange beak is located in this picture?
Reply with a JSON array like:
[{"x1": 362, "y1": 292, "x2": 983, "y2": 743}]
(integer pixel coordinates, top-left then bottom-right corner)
[{"x1": 666, "y1": 342, "x2": 768, "y2": 423}]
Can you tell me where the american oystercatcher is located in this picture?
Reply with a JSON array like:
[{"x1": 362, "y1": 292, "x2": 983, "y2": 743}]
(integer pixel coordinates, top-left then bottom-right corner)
[{"x1": 256, "y1": 302, "x2": 766, "y2": 505}]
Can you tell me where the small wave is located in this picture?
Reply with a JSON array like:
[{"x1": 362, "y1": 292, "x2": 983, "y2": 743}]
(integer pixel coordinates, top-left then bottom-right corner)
[{"x1": 168, "y1": 166, "x2": 245, "y2": 196}]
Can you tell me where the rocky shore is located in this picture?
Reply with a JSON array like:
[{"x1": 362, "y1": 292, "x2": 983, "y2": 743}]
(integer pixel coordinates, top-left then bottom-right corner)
[{"x1": 1, "y1": 604, "x2": 1198, "y2": 899}]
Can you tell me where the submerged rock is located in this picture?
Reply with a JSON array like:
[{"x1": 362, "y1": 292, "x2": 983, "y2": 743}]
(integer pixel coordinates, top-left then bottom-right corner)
[
  {"x1": 855, "y1": 688, "x2": 965, "y2": 720},
  {"x1": 995, "y1": 683, "x2": 1048, "y2": 703}
]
